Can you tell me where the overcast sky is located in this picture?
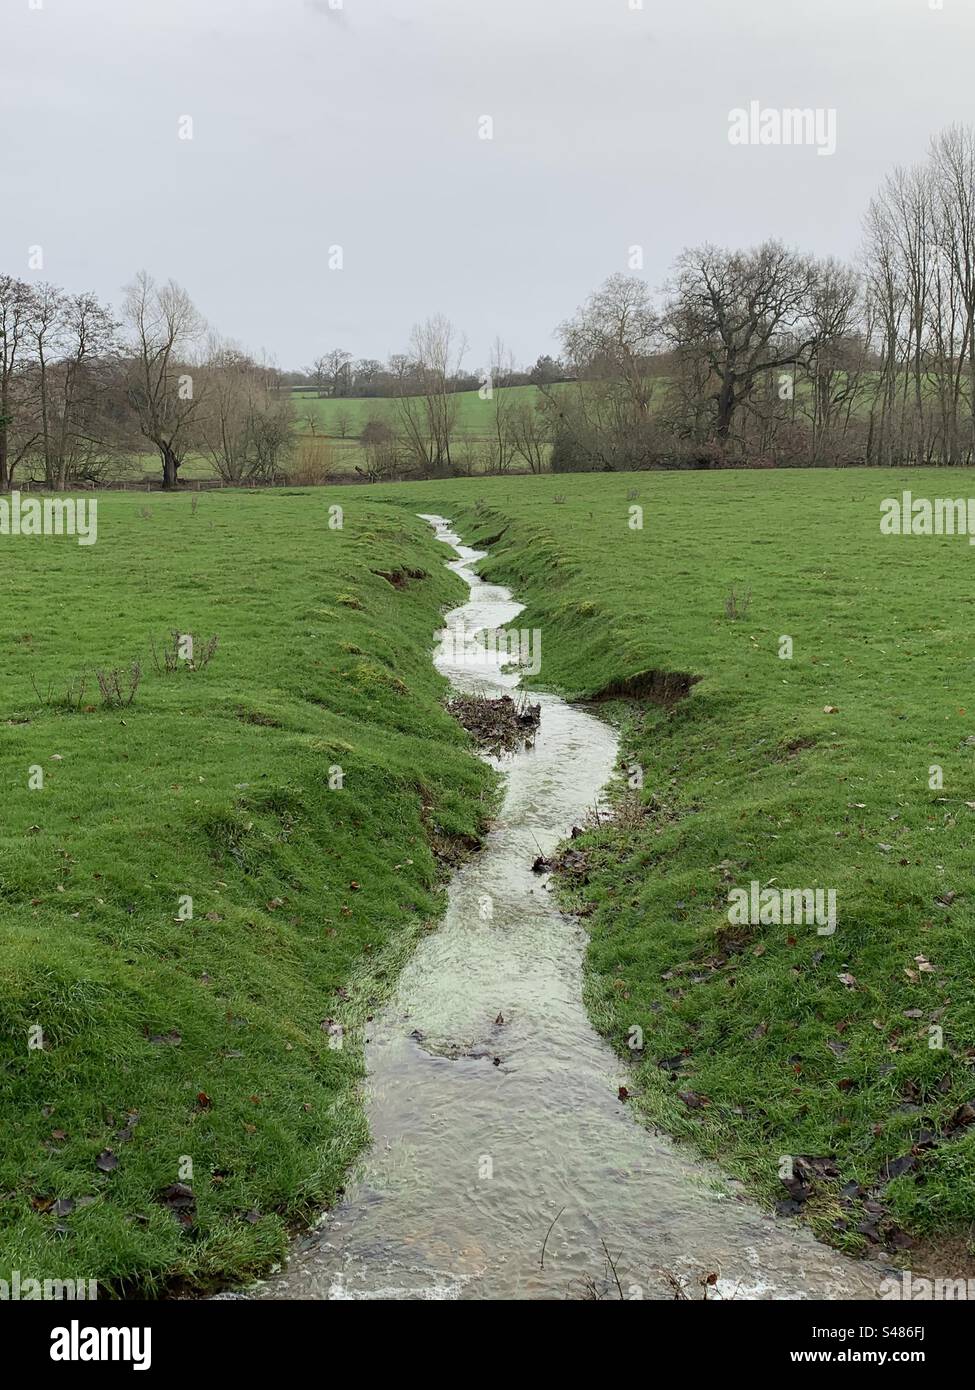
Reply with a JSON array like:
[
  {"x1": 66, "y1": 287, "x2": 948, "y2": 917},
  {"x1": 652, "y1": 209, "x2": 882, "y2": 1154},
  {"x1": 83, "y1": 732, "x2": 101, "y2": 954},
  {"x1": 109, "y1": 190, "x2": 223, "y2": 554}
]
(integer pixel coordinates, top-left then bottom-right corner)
[{"x1": 3, "y1": 0, "x2": 975, "y2": 372}]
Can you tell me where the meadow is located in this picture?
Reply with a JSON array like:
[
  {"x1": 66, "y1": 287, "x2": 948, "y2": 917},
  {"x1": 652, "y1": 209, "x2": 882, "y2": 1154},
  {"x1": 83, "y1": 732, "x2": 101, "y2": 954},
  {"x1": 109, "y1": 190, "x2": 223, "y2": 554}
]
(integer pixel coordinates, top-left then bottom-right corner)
[
  {"x1": 370, "y1": 467, "x2": 975, "y2": 1259},
  {"x1": 111, "y1": 385, "x2": 558, "y2": 484},
  {"x1": 4, "y1": 465, "x2": 975, "y2": 1293},
  {"x1": 0, "y1": 491, "x2": 494, "y2": 1292},
  {"x1": 293, "y1": 383, "x2": 550, "y2": 438}
]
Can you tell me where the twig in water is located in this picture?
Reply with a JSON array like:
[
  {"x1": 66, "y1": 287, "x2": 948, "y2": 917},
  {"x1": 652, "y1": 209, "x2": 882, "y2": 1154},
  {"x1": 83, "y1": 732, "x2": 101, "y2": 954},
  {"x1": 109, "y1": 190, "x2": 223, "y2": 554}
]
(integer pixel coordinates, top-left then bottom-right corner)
[
  {"x1": 539, "y1": 1207, "x2": 565, "y2": 1270},
  {"x1": 601, "y1": 1238, "x2": 625, "y2": 1300}
]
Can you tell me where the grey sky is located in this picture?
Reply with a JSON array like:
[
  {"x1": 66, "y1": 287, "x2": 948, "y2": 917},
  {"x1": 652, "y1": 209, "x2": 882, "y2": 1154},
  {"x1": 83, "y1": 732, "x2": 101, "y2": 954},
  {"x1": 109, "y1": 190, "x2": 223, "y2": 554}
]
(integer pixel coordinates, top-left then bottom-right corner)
[{"x1": 3, "y1": 0, "x2": 975, "y2": 373}]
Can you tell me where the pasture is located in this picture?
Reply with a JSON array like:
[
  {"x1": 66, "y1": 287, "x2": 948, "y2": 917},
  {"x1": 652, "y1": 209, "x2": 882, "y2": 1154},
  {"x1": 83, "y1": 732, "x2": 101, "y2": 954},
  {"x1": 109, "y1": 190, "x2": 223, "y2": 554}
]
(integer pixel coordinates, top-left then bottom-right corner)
[
  {"x1": 3, "y1": 465, "x2": 975, "y2": 1290},
  {"x1": 371, "y1": 467, "x2": 975, "y2": 1255},
  {"x1": 0, "y1": 491, "x2": 493, "y2": 1291}
]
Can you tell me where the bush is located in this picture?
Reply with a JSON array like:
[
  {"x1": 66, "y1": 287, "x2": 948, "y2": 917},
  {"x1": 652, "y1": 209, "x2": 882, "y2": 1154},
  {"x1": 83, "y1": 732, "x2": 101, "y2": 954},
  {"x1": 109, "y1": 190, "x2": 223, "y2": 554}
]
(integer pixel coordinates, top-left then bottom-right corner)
[{"x1": 287, "y1": 440, "x2": 333, "y2": 485}]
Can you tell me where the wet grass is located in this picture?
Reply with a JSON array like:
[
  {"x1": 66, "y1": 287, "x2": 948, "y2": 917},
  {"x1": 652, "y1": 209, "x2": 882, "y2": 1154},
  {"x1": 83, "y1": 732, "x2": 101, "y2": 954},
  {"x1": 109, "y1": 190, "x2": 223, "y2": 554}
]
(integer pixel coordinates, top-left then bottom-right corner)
[
  {"x1": 367, "y1": 467, "x2": 975, "y2": 1262},
  {"x1": 0, "y1": 489, "x2": 495, "y2": 1294}
]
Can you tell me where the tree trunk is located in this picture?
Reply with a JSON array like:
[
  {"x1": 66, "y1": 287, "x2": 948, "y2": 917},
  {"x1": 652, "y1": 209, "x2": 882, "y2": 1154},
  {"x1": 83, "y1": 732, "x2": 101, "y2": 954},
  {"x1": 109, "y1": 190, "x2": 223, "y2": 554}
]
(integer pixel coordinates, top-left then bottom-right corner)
[
  {"x1": 715, "y1": 376, "x2": 736, "y2": 439},
  {"x1": 0, "y1": 387, "x2": 9, "y2": 489},
  {"x1": 161, "y1": 445, "x2": 180, "y2": 489}
]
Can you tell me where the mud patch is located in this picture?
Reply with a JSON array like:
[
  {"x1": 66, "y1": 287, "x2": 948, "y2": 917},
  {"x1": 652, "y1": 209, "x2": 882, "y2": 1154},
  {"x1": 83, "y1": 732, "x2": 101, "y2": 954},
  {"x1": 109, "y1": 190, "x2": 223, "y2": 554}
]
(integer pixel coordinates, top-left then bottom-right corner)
[
  {"x1": 236, "y1": 707, "x2": 282, "y2": 728},
  {"x1": 591, "y1": 668, "x2": 701, "y2": 706},
  {"x1": 779, "y1": 734, "x2": 817, "y2": 759},
  {"x1": 372, "y1": 567, "x2": 428, "y2": 589}
]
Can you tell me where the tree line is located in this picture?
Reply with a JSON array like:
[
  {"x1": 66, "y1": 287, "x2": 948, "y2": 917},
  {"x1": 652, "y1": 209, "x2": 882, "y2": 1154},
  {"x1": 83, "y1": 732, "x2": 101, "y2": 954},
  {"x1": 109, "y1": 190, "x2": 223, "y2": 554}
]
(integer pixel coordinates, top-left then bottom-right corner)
[
  {"x1": 328, "y1": 123, "x2": 975, "y2": 479},
  {"x1": 0, "y1": 271, "x2": 295, "y2": 490},
  {"x1": 548, "y1": 124, "x2": 975, "y2": 471},
  {"x1": 293, "y1": 348, "x2": 568, "y2": 399},
  {"x1": 6, "y1": 124, "x2": 975, "y2": 489}
]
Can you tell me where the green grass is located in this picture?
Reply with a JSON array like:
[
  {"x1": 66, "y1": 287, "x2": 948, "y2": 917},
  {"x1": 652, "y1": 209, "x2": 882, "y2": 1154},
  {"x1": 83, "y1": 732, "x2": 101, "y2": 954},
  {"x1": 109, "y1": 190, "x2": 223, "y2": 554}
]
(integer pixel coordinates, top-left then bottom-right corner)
[
  {"x1": 293, "y1": 383, "x2": 556, "y2": 441},
  {"x1": 365, "y1": 467, "x2": 975, "y2": 1258},
  {"x1": 0, "y1": 490, "x2": 495, "y2": 1293},
  {"x1": 7, "y1": 466, "x2": 975, "y2": 1290},
  {"x1": 100, "y1": 385, "x2": 560, "y2": 484}
]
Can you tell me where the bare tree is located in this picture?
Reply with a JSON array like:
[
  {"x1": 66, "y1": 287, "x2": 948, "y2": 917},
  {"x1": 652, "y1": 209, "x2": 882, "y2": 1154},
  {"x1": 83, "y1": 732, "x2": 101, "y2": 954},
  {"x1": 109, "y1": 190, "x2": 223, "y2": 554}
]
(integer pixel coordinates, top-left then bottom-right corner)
[
  {"x1": 930, "y1": 125, "x2": 975, "y2": 460},
  {"x1": 359, "y1": 417, "x2": 400, "y2": 480},
  {"x1": 309, "y1": 348, "x2": 352, "y2": 399},
  {"x1": 798, "y1": 258, "x2": 867, "y2": 463},
  {"x1": 859, "y1": 128, "x2": 975, "y2": 466},
  {"x1": 123, "y1": 271, "x2": 206, "y2": 488},
  {"x1": 486, "y1": 337, "x2": 517, "y2": 473},
  {"x1": 199, "y1": 339, "x2": 253, "y2": 482},
  {"x1": 28, "y1": 288, "x2": 120, "y2": 488},
  {"x1": 199, "y1": 339, "x2": 296, "y2": 482},
  {"x1": 549, "y1": 274, "x2": 663, "y2": 469},
  {"x1": 560, "y1": 273, "x2": 659, "y2": 415},
  {"x1": 863, "y1": 190, "x2": 908, "y2": 464},
  {"x1": 509, "y1": 397, "x2": 550, "y2": 472},
  {"x1": 395, "y1": 314, "x2": 466, "y2": 474},
  {"x1": 665, "y1": 242, "x2": 822, "y2": 442},
  {"x1": 0, "y1": 275, "x2": 39, "y2": 488}
]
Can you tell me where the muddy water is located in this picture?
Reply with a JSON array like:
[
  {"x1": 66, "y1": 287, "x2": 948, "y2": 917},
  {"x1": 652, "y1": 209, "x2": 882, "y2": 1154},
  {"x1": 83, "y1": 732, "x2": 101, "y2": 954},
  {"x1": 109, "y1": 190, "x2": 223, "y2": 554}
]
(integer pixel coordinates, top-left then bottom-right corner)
[{"x1": 253, "y1": 517, "x2": 885, "y2": 1301}]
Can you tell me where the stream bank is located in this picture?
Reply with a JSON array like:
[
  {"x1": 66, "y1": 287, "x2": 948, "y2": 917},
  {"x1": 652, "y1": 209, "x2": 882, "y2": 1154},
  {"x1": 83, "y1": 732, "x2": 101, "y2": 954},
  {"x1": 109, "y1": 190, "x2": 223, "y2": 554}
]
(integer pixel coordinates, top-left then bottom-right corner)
[{"x1": 247, "y1": 518, "x2": 887, "y2": 1301}]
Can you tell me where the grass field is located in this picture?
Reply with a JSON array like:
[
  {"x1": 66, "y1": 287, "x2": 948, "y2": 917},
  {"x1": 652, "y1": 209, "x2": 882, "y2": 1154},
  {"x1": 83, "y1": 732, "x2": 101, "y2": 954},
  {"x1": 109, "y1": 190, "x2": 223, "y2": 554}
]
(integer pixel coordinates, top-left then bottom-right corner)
[
  {"x1": 0, "y1": 491, "x2": 494, "y2": 1293},
  {"x1": 5, "y1": 466, "x2": 975, "y2": 1292},
  {"x1": 293, "y1": 383, "x2": 555, "y2": 438},
  {"x1": 107, "y1": 384, "x2": 558, "y2": 485},
  {"x1": 368, "y1": 467, "x2": 975, "y2": 1260}
]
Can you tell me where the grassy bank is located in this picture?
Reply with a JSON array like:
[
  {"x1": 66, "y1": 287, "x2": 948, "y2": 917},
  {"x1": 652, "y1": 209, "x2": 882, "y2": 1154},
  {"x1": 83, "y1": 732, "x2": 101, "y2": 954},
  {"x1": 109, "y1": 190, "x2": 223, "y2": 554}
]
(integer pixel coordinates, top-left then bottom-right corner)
[
  {"x1": 0, "y1": 490, "x2": 494, "y2": 1293},
  {"x1": 370, "y1": 468, "x2": 975, "y2": 1260}
]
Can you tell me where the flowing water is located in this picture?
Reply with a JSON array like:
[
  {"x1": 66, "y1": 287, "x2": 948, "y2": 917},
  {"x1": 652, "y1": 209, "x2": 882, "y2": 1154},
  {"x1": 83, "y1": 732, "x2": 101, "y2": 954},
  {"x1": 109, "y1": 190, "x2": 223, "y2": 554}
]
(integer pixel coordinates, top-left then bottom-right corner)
[{"x1": 251, "y1": 517, "x2": 887, "y2": 1301}]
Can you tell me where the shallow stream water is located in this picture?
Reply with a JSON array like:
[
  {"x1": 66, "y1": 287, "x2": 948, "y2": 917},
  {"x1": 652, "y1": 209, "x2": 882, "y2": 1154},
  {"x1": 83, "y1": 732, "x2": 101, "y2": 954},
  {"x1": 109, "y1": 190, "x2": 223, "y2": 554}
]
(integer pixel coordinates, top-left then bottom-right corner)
[{"x1": 251, "y1": 517, "x2": 886, "y2": 1300}]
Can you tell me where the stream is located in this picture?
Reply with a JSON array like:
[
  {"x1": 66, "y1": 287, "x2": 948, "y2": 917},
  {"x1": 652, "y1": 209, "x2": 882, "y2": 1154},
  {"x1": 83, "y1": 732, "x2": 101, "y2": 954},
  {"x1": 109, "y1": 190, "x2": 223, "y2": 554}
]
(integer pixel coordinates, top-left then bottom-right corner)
[{"x1": 250, "y1": 516, "x2": 887, "y2": 1301}]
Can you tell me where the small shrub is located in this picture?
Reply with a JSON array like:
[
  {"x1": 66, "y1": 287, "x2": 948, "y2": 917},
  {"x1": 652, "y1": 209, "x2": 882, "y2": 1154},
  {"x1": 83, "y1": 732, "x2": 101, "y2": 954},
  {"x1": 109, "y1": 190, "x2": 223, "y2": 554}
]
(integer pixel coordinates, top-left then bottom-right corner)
[
  {"x1": 724, "y1": 586, "x2": 751, "y2": 621},
  {"x1": 150, "y1": 631, "x2": 219, "y2": 674},
  {"x1": 95, "y1": 662, "x2": 142, "y2": 709},
  {"x1": 30, "y1": 671, "x2": 88, "y2": 712}
]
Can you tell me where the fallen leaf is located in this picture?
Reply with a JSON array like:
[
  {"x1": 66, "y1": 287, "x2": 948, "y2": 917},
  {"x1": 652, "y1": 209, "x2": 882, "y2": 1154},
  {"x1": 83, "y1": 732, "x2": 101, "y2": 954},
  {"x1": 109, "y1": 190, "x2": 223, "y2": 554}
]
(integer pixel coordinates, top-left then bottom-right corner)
[{"x1": 677, "y1": 1089, "x2": 710, "y2": 1109}]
